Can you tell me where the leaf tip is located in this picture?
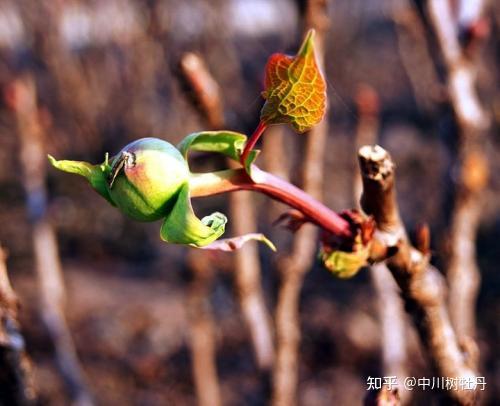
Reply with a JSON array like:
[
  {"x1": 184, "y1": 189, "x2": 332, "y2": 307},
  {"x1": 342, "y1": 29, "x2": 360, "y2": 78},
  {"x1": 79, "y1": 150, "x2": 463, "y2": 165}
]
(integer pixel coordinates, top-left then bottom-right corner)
[
  {"x1": 298, "y1": 28, "x2": 316, "y2": 56},
  {"x1": 47, "y1": 154, "x2": 57, "y2": 167},
  {"x1": 261, "y1": 235, "x2": 277, "y2": 252}
]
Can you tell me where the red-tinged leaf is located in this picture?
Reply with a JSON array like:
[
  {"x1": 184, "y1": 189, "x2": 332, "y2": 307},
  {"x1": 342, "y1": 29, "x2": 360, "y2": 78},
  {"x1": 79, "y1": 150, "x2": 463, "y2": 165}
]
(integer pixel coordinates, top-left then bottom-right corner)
[
  {"x1": 199, "y1": 233, "x2": 276, "y2": 252},
  {"x1": 260, "y1": 29, "x2": 326, "y2": 133}
]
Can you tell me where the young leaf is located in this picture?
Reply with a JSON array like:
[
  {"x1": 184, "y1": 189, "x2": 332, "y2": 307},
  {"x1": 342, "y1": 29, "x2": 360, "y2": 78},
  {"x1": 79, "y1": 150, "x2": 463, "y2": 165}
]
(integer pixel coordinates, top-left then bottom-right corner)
[
  {"x1": 48, "y1": 155, "x2": 115, "y2": 206},
  {"x1": 160, "y1": 183, "x2": 227, "y2": 247},
  {"x1": 178, "y1": 130, "x2": 258, "y2": 167},
  {"x1": 319, "y1": 247, "x2": 369, "y2": 279},
  {"x1": 260, "y1": 29, "x2": 326, "y2": 133}
]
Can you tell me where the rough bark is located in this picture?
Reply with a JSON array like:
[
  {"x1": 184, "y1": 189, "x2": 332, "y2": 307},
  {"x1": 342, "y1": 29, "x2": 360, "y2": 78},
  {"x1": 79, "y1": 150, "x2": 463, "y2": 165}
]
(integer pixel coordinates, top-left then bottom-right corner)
[
  {"x1": 359, "y1": 145, "x2": 479, "y2": 406},
  {"x1": 353, "y1": 86, "x2": 408, "y2": 403}
]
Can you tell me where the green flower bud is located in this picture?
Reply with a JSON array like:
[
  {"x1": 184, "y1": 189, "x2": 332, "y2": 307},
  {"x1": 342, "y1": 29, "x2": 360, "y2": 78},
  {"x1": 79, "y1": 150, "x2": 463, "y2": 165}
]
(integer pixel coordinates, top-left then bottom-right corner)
[
  {"x1": 50, "y1": 138, "x2": 190, "y2": 222},
  {"x1": 49, "y1": 133, "x2": 275, "y2": 251},
  {"x1": 107, "y1": 138, "x2": 189, "y2": 221}
]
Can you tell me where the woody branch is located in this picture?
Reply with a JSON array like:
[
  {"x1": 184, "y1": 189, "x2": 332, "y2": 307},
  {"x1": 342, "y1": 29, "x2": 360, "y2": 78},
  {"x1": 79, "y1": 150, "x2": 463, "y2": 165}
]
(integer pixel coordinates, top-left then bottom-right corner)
[{"x1": 358, "y1": 145, "x2": 478, "y2": 406}]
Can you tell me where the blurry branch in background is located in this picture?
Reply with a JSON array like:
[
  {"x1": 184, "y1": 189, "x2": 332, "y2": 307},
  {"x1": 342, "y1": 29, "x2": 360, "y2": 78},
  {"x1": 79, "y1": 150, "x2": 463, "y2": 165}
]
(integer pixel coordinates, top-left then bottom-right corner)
[
  {"x1": 358, "y1": 145, "x2": 478, "y2": 406},
  {"x1": 178, "y1": 54, "x2": 223, "y2": 406},
  {"x1": 179, "y1": 52, "x2": 274, "y2": 376},
  {"x1": 9, "y1": 76, "x2": 94, "y2": 406},
  {"x1": 392, "y1": 0, "x2": 445, "y2": 112},
  {"x1": 353, "y1": 86, "x2": 408, "y2": 403},
  {"x1": 364, "y1": 385, "x2": 401, "y2": 406},
  {"x1": 229, "y1": 185, "x2": 275, "y2": 373},
  {"x1": 262, "y1": 128, "x2": 289, "y2": 184},
  {"x1": 422, "y1": 0, "x2": 490, "y2": 357},
  {"x1": 0, "y1": 245, "x2": 37, "y2": 405},
  {"x1": 179, "y1": 53, "x2": 225, "y2": 130},
  {"x1": 272, "y1": 1, "x2": 329, "y2": 405},
  {"x1": 186, "y1": 252, "x2": 221, "y2": 406}
]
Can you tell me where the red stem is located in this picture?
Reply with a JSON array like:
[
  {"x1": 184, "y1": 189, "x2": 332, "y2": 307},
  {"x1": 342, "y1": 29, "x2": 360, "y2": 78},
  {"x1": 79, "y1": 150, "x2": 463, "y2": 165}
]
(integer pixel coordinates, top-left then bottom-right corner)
[
  {"x1": 240, "y1": 121, "x2": 268, "y2": 166},
  {"x1": 190, "y1": 166, "x2": 353, "y2": 239}
]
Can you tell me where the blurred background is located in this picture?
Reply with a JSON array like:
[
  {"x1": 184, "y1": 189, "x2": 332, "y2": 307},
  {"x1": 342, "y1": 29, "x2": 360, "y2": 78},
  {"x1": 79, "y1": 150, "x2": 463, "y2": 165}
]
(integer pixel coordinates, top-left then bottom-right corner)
[{"x1": 0, "y1": 0, "x2": 499, "y2": 405}]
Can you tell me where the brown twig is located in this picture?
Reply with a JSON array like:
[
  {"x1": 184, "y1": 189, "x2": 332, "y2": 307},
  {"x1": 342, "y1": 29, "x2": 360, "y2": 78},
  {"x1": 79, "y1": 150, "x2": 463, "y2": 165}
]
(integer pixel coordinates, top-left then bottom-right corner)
[
  {"x1": 272, "y1": 1, "x2": 329, "y2": 404},
  {"x1": 392, "y1": 0, "x2": 445, "y2": 112},
  {"x1": 179, "y1": 52, "x2": 275, "y2": 374},
  {"x1": 0, "y1": 245, "x2": 37, "y2": 405},
  {"x1": 10, "y1": 75, "x2": 94, "y2": 406},
  {"x1": 229, "y1": 188, "x2": 275, "y2": 371},
  {"x1": 423, "y1": 0, "x2": 489, "y2": 354},
  {"x1": 177, "y1": 53, "x2": 225, "y2": 405},
  {"x1": 353, "y1": 86, "x2": 408, "y2": 402},
  {"x1": 364, "y1": 385, "x2": 400, "y2": 406},
  {"x1": 186, "y1": 252, "x2": 221, "y2": 406},
  {"x1": 358, "y1": 145, "x2": 478, "y2": 405}
]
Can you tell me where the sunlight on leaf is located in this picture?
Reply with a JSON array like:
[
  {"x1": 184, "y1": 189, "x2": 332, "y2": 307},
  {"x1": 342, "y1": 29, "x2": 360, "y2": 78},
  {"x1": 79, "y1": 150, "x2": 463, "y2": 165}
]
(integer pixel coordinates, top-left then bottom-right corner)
[
  {"x1": 319, "y1": 247, "x2": 369, "y2": 279},
  {"x1": 178, "y1": 130, "x2": 259, "y2": 175},
  {"x1": 260, "y1": 29, "x2": 326, "y2": 133},
  {"x1": 178, "y1": 130, "x2": 247, "y2": 162},
  {"x1": 48, "y1": 154, "x2": 115, "y2": 206},
  {"x1": 160, "y1": 183, "x2": 227, "y2": 247}
]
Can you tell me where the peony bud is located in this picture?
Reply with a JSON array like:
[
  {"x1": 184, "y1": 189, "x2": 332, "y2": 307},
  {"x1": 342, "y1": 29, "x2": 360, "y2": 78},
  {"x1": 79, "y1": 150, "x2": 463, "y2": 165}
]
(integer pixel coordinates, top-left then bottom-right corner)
[
  {"x1": 49, "y1": 133, "x2": 275, "y2": 251},
  {"x1": 50, "y1": 138, "x2": 190, "y2": 222},
  {"x1": 107, "y1": 138, "x2": 189, "y2": 221}
]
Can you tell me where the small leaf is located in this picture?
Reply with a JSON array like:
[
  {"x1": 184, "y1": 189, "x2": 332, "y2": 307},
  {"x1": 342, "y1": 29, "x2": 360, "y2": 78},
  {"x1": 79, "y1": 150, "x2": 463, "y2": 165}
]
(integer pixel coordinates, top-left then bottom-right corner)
[
  {"x1": 178, "y1": 130, "x2": 257, "y2": 164},
  {"x1": 200, "y1": 233, "x2": 276, "y2": 252},
  {"x1": 318, "y1": 210, "x2": 375, "y2": 279},
  {"x1": 260, "y1": 29, "x2": 326, "y2": 133},
  {"x1": 319, "y1": 246, "x2": 369, "y2": 279},
  {"x1": 48, "y1": 155, "x2": 115, "y2": 206},
  {"x1": 178, "y1": 130, "x2": 259, "y2": 177},
  {"x1": 160, "y1": 183, "x2": 227, "y2": 247}
]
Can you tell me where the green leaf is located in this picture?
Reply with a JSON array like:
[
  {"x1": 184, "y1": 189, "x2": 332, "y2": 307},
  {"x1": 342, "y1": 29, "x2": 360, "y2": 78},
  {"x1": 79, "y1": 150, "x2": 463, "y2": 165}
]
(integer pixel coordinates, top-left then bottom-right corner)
[
  {"x1": 178, "y1": 130, "x2": 258, "y2": 170},
  {"x1": 160, "y1": 183, "x2": 227, "y2": 247},
  {"x1": 260, "y1": 29, "x2": 326, "y2": 133},
  {"x1": 319, "y1": 246, "x2": 369, "y2": 279},
  {"x1": 178, "y1": 130, "x2": 245, "y2": 161},
  {"x1": 48, "y1": 155, "x2": 115, "y2": 206}
]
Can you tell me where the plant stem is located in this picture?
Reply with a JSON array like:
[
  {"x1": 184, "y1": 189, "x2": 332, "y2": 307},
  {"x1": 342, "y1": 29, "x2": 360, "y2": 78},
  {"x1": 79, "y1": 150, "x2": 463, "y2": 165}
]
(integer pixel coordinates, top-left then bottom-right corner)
[
  {"x1": 189, "y1": 166, "x2": 353, "y2": 238},
  {"x1": 240, "y1": 121, "x2": 268, "y2": 166}
]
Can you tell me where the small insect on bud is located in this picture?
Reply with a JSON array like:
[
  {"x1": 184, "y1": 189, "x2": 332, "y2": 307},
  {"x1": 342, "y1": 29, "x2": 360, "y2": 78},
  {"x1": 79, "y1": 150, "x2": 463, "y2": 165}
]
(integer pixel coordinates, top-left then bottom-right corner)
[
  {"x1": 50, "y1": 132, "x2": 276, "y2": 250},
  {"x1": 106, "y1": 138, "x2": 190, "y2": 221},
  {"x1": 49, "y1": 138, "x2": 190, "y2": 222}
]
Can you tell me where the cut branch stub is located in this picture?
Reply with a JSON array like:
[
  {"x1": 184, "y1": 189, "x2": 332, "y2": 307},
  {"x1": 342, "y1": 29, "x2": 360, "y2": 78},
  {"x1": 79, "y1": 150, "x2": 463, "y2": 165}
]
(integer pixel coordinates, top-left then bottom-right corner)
[{"x1": 358, "y1": 145, "x2": 405, "y2": 246}]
